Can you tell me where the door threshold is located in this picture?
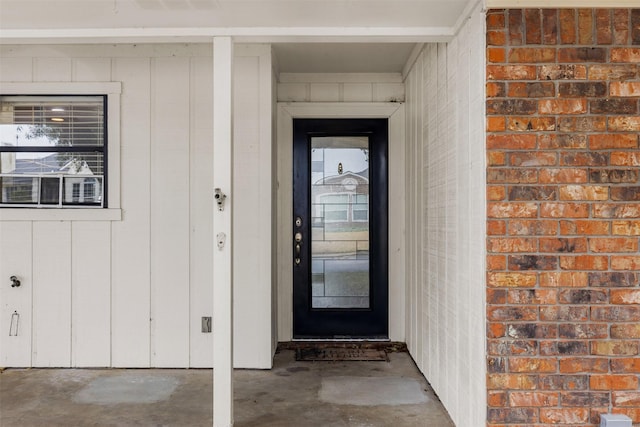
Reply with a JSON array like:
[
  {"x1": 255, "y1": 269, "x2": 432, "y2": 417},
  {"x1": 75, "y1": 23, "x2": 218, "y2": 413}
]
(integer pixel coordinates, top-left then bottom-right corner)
[{"x1": 279, "y1": 341, "x2": 407, "y2": 353}]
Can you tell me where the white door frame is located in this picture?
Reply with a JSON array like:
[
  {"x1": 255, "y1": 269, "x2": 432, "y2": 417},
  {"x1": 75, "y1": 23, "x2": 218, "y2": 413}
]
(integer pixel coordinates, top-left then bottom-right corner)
[{"x1": 276, "y1": 102, "x2": 405, "y2": 342}]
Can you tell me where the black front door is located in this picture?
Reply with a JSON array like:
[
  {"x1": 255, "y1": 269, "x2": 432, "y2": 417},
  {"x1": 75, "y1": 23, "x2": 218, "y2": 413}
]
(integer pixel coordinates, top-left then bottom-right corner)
[{"x1": 292, "y1": 118, "x2": 388, "y2": 338}]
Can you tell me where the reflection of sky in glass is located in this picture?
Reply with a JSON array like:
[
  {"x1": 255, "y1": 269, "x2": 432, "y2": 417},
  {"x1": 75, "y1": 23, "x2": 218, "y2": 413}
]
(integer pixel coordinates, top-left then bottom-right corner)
[
  {"x1": 0, "y1": 125, "x2": 56, "y2": 159},
  {"x1": 312, "y1": 148, "x2": 368, "y2": 184}
]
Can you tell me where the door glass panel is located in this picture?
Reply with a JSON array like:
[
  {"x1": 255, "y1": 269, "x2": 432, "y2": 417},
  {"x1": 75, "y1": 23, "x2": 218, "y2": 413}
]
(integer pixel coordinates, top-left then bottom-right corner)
[{"x1": 310, "y1": 136, "x2": 369, "y2": 309}]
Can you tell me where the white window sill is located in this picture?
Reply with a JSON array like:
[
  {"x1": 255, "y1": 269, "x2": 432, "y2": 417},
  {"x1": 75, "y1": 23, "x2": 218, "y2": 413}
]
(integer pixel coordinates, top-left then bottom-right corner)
[{"x1": 0, "y1": 208, "x2": 122, "y2": 221}]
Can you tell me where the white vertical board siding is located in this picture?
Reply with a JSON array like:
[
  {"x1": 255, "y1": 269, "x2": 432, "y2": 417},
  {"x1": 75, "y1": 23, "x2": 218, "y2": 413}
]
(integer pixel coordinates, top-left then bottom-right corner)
[
  {"x1": 403, "y1": 5, "x2": 486, "y2": 427},
  {"x1": 233, "y1": 45, "x2": 273, "y2": 369},
  {"x1": 71, "y1": 222, "x2": 111, "y2": 367},
  {"x1": 111, "y1": 56, "x2": 153, "y2": 367},
  {"x1": 0, "y1": 222, "x2": 33, "y2": 367},
  {"x1": 189, "y1": 56, "x2": 214, "y2": 368},
  {"x1": 32, "y1": 221, "x2": 72, "y2": 367},
  {"x1": 150, "y1": 56, "x2": 191, "y2": 367}
]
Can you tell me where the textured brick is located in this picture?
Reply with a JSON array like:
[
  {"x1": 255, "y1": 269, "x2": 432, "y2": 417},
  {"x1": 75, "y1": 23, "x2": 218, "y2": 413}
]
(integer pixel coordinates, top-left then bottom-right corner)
[
  {"x1": 488, "y1": 272, "x2": 537, "y2": 288},
  {"x1": 488, "y1": 65, "x2": 537, "y2": 80},
  {"x1": 611, "y1": 151, "x2": 640, "y2": 166},
  {"x1": 487, "y1": 408, "x2": 537, "y2": 424},
  {"x1": 590, "y1": 375, "x2": 639, "y2": 390},
  {"x1": 488, "y1": 151, "x2": 506, "y2": 166},
  {"x1": 558, "y1": 47, "x2": 607, "y2": 63},
  {"x1": 613, "y1": 9, "x2": 630, "y2": 45},
  {"x1": 487, "y1": 116, "x2": 506, "y2": 132},
  {"x1": 488, "y1": 220, "x2": 507, "y2": 235},
  {"x1": 507, "y1": 324, "x2": 557, "y2": 340},
  {"x1": 509, "y1": 391, "x2": 558, "y2": 407},
  {"x1": 487, "y1": 374, "x2": 537, "y2": 390},
  {"x1": 591, "y1": 341, "x2": 640, "y2": 356},
  {"x1": 539, "y1": 237, "x2": 587, "y2": 253},
  {"x1": 592, "y1": 203, "x2": 640, "y2": 218},
  {"x1": 612, "y1": 220, "x2": 640, "y2": 236},
  {"x1": 487, "y1": 99, "x2": 538, "y2": 115},
  {"x1": 508, "y1": 10, "x2": 523, "y2": 45},
  {"x1": 611, "y1": 186, "x2": 640, "y2": 201},
  {"x1": 488, "y1": 306, "x2": 538, "y2": 322},
  {"x1": 611, "y1": 323, "x2": 640, "y2": 339},
  {"x1": 540, "y1": 271, "x2": 588, "y2": 287},
  {"x1": 540, "y1": 306, "x2": 589, "y2": 322},
  {"x1": 488, "y1": 390, "x2": 507, "y2": 407},
  {"x1": 559, "y1": 255, "x2": 608, "y2": 270},
  {"x1": 560, "y1": 151, "x2": 608, "y2": 166},
  {"x1": 488, "y1": 186, "x2": 506, "y2": 201},
  {"x1": 539, "y1": 374, "x2": 588, "y2": 390},
  {"x1": 611, "y1": 47, "x2": 640, "y2": 63},
  {"x1": 577, "y1": 9, "x2": 594, "y2": 45},
  {"x1": 542, "y1": 9, "x2": 558, "y2": 45},
  {"x1": 488, "y1": 237, "x2": 537, "y2": 253},
  {"x1": 613, "y1": 392, "x2": 640, "y2": 407},
  {"x1": 612, "y1": 255, "x2": 640, "y2": 270},
  {"x1": 588, "y1": 64, "x2": 639, "y2": 80},
  {"x1": 557, "y1": 116, "x2": 607, "y2": 132},
  {"x1": 540, "y1": 203, "x2": 589, "y2": 218},
  {"x1": 488, "y1": 168, "x2": 538, "y2": 183},
  {"x1": 525, "y1": 9, "x2": 542, "y2": 44},
  {"x1": 560, "y1": 220, "x2": 610, "y2": 235},
  {"x1": 508, "y1": 48, "x2": 556, "y2": 63},
  {"x1": 508, "y1": 289, "x2": 557, "y2": 305},
  {"x1": 591, "y1": 306, "x2": 640, "y2": 322},
  {"x1": 558, "y1": 323, "x2": 608, "y2": 339},
  {"x1": 487, "y1": 82, "x2": 506, "y2": 98},
  {"x1": 509, "y1": 255, "x2": 558, "y2": 271},
  {"x1": 487, "y1": 12, "x2": 506, "y2": 30},
  {"x1": 509, "y1": 220, "x2": 558, "y2": 236},
  {"x1": 588, "y1": 237, "x2": 638, "y2": 253},
  {"x1": 611, "y1": 358, "x2": 640, "y2": 373},
  {"x1": 559, "y1": 185, "x2": 608, "y2": 201},
  {"x1": 488, "y1": 30, "x2": 507, "y2": 46},
  {"x1": 633, "y1": 9, "x2": 640, "y2": 44},
  {"x1": 507, "y1": 117, "x2": 556, "y2": 132},
  {"x1": 539, "y1": 64, "x2": 586, "y2": 80},
  {"x1": 508, "y1": 186, "x2": 556, "y2": 201},
  {"x1": 558, "y1": 289, "x2": 607, "y2": 304},
  {"x1": 488, "y1": 339, "x2": 538, "y2": 356},
  {"x1": 595, "y1": 9, "x2": 613, "y2": 44},
  {"x1": 591, "y1": 99, "x2": 639, "y2": 115},
  {"x1": 508, "y1": 82, "x2": 555, "y2": 98},
  {"x1": 539, "y1": 168, "x2": 588, "y2": 184},
  {"x1": 610, "y1": 82, "x2": 640, "y2": 97},
  {"x1": 488, "y1": 202, "x2": 538, "y2": 218},
  {"x1": 509, "y1": 357, "x2": 557, "y2": 372},
  {"x1": 589, "y1": 134, "x2": 639, "y2": 150},
  {"x1": 539, "y1": 99, "x2": 587, "y2": 114},
  {"x1": 609, "y1": 116, "x2": 640, "y2": 132},
  {"x1": 588, "y1": 272, "x2": 639, "y2": 287},
  {"x1": 540, "y1": 408, "x2": 589, "y2": 424},
  {"x1": 559, "y1": 9, "x2": 577, "y2": 44},
  {"x1": 560, "y1": 391, "x2": 610, "y2": 407},
  {"x1": 487, "y1": 134, "x2": 537, "y2": 150},
  {"x1": 539, "y1": 134, "x2": 587, "y2": 150},
  {"x1": 611, "y1": 289, "x2": 640, "y2": 306},
  {"x1": 559, "y1": 82, "x2": 607, "y2": 97},
  {"x1": 510, "y1": 152, "x2": 557, "y2": 167}
]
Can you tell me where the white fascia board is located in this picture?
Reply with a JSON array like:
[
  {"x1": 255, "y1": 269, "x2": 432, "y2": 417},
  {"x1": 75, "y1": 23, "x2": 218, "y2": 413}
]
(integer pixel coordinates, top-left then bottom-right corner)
[
  {"x1": 0, "y1": 27, "x2": 454, "y2": 45},
  {"x1": 486, "y1": 0, "x2": 639, "y2": 7}
]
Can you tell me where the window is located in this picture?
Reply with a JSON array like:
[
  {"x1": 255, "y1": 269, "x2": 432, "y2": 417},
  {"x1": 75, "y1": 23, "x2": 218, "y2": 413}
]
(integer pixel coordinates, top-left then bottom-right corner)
[{"x1": 0, "y1": 95, "x2": 107, "y2": 208}]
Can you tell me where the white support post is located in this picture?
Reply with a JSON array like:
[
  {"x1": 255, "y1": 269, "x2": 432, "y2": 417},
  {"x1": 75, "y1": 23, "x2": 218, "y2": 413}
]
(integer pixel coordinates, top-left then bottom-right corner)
[{"x1": 212, "y1": 36, "x2": 234, "y2": 427}]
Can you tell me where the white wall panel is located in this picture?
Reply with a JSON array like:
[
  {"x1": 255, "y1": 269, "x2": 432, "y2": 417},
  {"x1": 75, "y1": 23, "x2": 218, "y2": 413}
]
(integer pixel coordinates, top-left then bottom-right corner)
[
  {"x1": 72, "y1": 57, "x2": 112, "y2": 81},
  {"x1": 111, "y1": 56, "x2": 152, "y2": 367},
  {"x1": 32, "y1": 221, "x2": 72, "y2": 367},
  {"x1": 0, "y1": 56, "x2": 32, "y2": 81},
  {"x1": 71, "y1": 222, "x2": 111, "y2": 367},
  {"x1": 34, "y1": 57, "x2": 72, "y2": 82},
  {"x1": 404, "y1": 4, "x2": 486, "y2": 426},
  {"x1": 0, "y1": 222, "x2": 33, "y2": 367},
  {"x1": 150, "y1": 56, "x2": 191, "y2": 367},
  {"x1": 189, "y1": 55, "x2": 214, "y2": 368}
]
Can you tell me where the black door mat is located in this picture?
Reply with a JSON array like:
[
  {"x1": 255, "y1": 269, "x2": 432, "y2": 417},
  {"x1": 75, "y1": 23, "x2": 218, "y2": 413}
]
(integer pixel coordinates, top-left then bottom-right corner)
[{"x1": 296, "y1": 347, "x2": 388, "y2": 362}]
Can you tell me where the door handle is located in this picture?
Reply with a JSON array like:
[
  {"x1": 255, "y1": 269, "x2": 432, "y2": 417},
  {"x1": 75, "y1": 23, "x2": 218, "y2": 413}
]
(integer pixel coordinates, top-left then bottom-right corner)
[{"x1": 294, "y1": 232, "x2": 302, "y2": 265}]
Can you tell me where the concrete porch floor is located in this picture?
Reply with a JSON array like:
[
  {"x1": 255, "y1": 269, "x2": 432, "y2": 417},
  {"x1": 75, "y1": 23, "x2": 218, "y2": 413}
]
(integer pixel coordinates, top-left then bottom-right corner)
[{"x1": 0, "y1": 349, "x2": 454, "y2": 426}]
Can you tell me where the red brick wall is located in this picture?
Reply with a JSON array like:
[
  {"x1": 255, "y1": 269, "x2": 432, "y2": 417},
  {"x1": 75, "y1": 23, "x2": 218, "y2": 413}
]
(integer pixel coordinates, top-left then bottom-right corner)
[{"x1": 486, "y1": 8, "x2": 640, "y2": 426}]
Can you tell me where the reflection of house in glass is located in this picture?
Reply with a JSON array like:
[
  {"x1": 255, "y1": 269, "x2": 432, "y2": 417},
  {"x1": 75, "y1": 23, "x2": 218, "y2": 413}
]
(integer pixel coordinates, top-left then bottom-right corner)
[{"x1": 0, "y1": 152, "x2": 103, "y2": 206}]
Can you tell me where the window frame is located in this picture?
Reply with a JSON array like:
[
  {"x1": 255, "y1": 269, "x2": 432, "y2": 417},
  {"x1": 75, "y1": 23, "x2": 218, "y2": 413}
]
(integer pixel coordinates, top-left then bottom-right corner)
[{"x1": 0, "y1": 82, "x2": 122, "y2": 221}]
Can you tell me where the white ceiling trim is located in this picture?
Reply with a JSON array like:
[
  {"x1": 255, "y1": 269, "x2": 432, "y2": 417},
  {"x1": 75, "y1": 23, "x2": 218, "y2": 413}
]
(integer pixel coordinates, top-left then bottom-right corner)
[
  {"x1": 0, "y1": 27, "x2": 455, "y2": 45},
  {"x1": 486, "y1": 0, "x2": 639, "y2": 7}
]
